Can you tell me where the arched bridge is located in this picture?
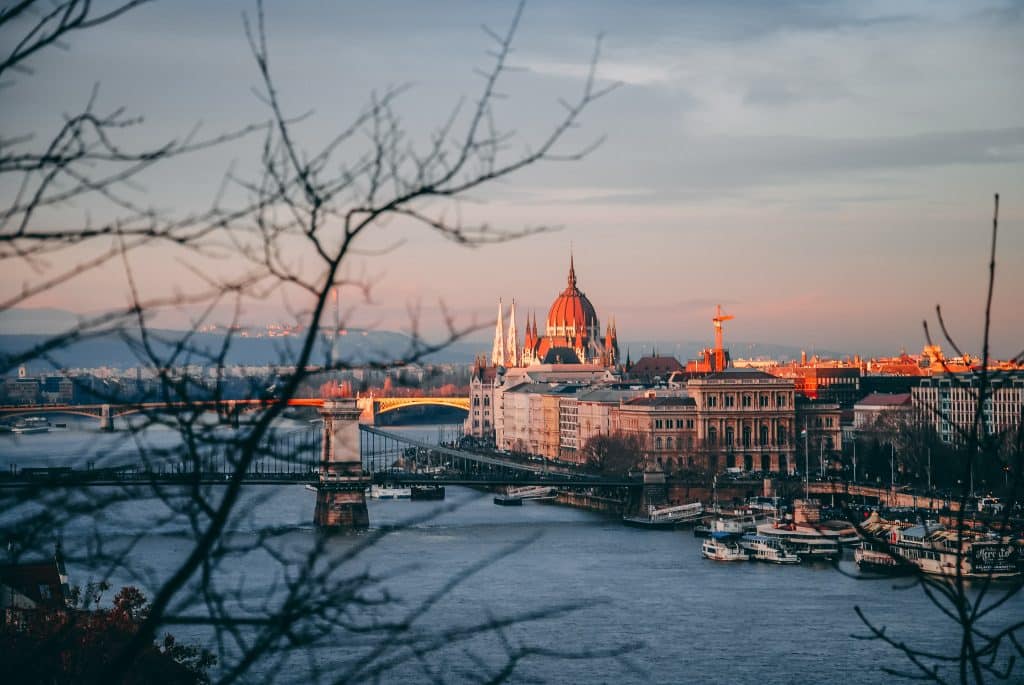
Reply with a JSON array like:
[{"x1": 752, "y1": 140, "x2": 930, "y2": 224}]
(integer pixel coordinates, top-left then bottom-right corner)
[
  {"x1": 0, "y1": 395, "x2": 469, "y2": 428},
  {"x1": 355, "y1": 396, "x2": 469, "y2": 422}
]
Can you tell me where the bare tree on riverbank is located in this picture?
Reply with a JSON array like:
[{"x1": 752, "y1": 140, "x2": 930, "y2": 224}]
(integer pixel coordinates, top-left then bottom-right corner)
[
  {"x1": 0, "y1": 1, "x2": 634, "y2": 681},
  {"x1": 843, "y1": 196, "x2": 1024, "y2": 684}
]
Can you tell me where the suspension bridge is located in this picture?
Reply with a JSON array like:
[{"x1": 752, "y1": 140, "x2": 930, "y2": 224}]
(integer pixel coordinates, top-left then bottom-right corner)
[{"x1": 1, "y1": 399, "x2": 636, "y2": 529}]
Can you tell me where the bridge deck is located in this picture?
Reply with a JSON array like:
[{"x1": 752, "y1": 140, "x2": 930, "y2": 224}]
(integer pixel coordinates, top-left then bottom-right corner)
[
  {"x1": 0, "y1": 475, "x2": 631, "y2": 488},
  {"x1": 359, "y1": 425, "x2": 592, "y2": 478}
]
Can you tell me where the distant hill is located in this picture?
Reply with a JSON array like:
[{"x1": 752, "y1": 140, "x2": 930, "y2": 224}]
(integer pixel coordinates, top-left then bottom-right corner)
[
  {"x1": 0, "y1": 329, "x2": 482, "y2": 372},
  {"x1": 0, "y1": 308, "x2": 85, "y2": 335},
  {"x1": 619, "y1": 340, "x2": 850, "y2": 363},
  {"x1": 0, "y1": 308, "x2": 849, "y2": 371}
]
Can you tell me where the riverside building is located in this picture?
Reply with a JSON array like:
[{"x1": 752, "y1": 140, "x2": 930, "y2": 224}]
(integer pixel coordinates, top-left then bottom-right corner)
[{"x1": 912, "y1": 371, "x2": 1024, "y2": 445}]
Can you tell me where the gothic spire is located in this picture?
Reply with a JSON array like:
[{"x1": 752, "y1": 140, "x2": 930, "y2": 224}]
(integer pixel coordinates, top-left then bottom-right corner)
[
  {"x1": 567, "y1": 251, "x2": 577, "y2": 289},
  {"x1": 506, "y1": 299, "x2": 520, "y2": 367},
  {"x1": 491, "y1": 298, "x2": 505, "y2": 366}
]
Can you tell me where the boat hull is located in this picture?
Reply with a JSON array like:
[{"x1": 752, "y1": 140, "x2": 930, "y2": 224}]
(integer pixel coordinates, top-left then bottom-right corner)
[
  {"x1": 622, "y1": 517, "x2": 679, "y2": 530},
  {"x1": 494, "y1": 495, "x2": 523, "y2": 506},
  {"x1": 410, "y1": 485, "x2": 445, "y2": 501}
]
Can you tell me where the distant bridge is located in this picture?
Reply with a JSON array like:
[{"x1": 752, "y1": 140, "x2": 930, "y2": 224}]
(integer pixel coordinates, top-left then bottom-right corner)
[
  {"x1": 0, "y1": 395, "x2": 469, "y2": 427},
  {"x1": 804, "y1": 481, "x2": 960, "y2": 512},
  {"x1": 0, "y1": 424, "x2": 627, "y2": 490}
]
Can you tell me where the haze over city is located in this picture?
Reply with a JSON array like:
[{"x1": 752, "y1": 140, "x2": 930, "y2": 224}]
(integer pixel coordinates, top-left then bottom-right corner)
[
  {"x1": 4, "y1": 3, "x2": 1024, "y2": 684},
  {"x1": 3, "y1": 0, "x2": 1023, "y2": 357}
]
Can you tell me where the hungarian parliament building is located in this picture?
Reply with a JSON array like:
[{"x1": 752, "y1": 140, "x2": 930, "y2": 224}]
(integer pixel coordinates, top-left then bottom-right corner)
[
  {"x1": 490, "y1": 256, "x2": 619, "y2": 369},
  {"x1": 467, "y1": 257, "x2": 843, "y2": 475}
]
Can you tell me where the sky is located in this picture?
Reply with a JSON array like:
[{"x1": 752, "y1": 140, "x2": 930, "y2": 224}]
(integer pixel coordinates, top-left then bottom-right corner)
[{"x1": 3, "y1": 0, "x2": 1023, "y2": 358}]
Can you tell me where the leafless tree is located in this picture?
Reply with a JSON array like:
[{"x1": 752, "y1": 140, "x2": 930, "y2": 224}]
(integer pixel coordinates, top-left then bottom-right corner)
[
  {"x1": 841, "y1": 195, "x2": 1024, "y2": 684},
  {"x1": 0, "y1": 1, "x2": 634, "y2": 681}
]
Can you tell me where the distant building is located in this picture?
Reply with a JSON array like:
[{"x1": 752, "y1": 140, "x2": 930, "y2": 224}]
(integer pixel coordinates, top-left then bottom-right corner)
[
  {"x1": 576, "y1": 386, "x2": 645, "y2": 452},
  {"x1": 687, "y1": 369, "x2": 801, "y2": 473},
  {"x1": 465, "y1": 360, "x2": 499, "y2": 441},
  {"x1": 3, "y1": 377, "x2": 40, "y2": 405},
  {"x1": 770, "y1": 365, "x2": 861, "y2": 408},
  {"x1": 1, "y1": 547, "x2": 70, "y2": 623},
  {"x1": 491, "y1": 256, "x2": 619, "y2": 369},
  {"x1": 40, "y1": 376, "x2": 74, "y2": 404},
  {"x1": 853, "y1": 392, "x2": 912, "y2": 430},
  {"x1": 612, "y1": 394, "x2": 697, "y2": 472},
  {"x1": 628, "y1": 355, "x2": 685, "y2": 383},
  {"x1": 912, "y1": 371, "x2": 1024, "y2": 444}
]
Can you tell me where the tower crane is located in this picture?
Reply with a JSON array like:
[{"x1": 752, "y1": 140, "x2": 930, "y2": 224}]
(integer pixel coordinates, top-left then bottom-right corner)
[{"x1": 712, "y1": 304, "x2": 733, "y2": 372}]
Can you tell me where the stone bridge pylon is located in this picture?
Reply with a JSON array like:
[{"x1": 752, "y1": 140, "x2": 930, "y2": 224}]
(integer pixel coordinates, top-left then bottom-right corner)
[{"x1": 314, "y1": 398, "x2": 370, "y2": 529}]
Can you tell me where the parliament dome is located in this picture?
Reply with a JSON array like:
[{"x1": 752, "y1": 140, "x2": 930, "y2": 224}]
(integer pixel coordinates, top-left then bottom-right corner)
[{"x1": 545, "y1": 257, "x2": 599, "y2": 339}]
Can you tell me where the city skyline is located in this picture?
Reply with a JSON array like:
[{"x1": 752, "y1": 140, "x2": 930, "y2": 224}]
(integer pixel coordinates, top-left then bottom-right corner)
[{"x1": 3, "y1": 0, "x2": 1022, "y2": 357}]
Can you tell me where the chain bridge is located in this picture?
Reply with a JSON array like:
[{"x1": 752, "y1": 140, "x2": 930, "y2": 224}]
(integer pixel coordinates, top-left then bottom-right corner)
[{"x1": 1, "y1": 399, "x2": 633, "y2": 529}]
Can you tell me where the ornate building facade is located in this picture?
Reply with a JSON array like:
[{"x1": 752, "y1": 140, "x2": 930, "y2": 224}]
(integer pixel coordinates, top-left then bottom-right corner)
[{"x1": 490, "y1": 256, "x2": 619, "y2": 368}]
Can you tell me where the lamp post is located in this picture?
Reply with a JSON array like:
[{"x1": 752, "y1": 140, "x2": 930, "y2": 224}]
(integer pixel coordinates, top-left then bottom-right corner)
[
  {"x1": 927, "y1": 447, "x2": 932, "y2": 492},
  {"x1": 802, "y1": 424, "x2": 809, "y2": 499},
  {"x1": 852, "y1": 439, "x2": 857, "y2": 484},
  {"x1": 890, "y1": 442, "x2": 895, "y2": 487}
]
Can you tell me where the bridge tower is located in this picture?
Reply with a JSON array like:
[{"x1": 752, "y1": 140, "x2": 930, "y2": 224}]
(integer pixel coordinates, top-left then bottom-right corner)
[
  {"x1": 99, "y1": 404, "x2": 113, "y2": 432},
  {"x1": 314, "y1": 398, "x2": 370, "y2": 529}
]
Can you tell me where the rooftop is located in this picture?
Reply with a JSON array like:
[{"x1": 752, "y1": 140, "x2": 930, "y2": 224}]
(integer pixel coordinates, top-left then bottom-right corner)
[{"x1": 855, "y1": 392, "x2": 912, "y2": 408}]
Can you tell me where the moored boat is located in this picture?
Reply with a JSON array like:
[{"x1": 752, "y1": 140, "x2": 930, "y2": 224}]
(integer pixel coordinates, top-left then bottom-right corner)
[
  {"x1": 756, "y1": 522, "x2": 841, "y2": 560},
  {"x1": 741, "y1": 534, "x2": 800, "y2": 564},
  {"x1": 855, "y1": 541, "x2": 914, "y2": 575},
  {"x1": 369, "y1": 484, "x2": 411, "y2": 499},
  {"x1": 623, "y1": 502, "x2": 704, "y2": 529},
  {"x1": 887, "y1": 524, "x2": 1020, "y2": 580},
  {"x1": 11, "y1": 416, "x2": 51, "y2": 434},
  {"x1": 410, "y1": 485, "x2": 445, "y2": 501},
  {"x1": 493, "y1": 493, "x2": 524, "y2": 506},
  {"x1": 701, "y1": 533, "x2": 749, "y2": 562}
]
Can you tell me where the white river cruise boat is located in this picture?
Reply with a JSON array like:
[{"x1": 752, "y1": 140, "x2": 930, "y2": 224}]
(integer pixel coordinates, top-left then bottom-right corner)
[
  {"x1": 623, "y1": 502, "x2": 704, "y2": 529},
  {"x1": 11, "y1": 416, "x2": 51, "y2": 434},
  {"x1": 701, "y1": 534, "x2": 749, "y2": 562},
  {"x1": 368, "y1": 484, "x2": 412, "y2": 500},
  {"x1": 886, "y1": 524, "x2": 1020, "y2": 580},
  {"x1": 741, "y1": 534, "x2": 800, "y2": 564},
  {"x1": 855, "y1": 541, "x2": 915, "y2": 575},
  {"x1": 755, "y1": 522, "x2": 841, "y2": 560}
]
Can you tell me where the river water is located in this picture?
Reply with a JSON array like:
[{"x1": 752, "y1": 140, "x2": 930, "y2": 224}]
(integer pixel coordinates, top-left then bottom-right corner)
[{"x1": 2, "y1": 420, "x2": 1021, "y2": 684}]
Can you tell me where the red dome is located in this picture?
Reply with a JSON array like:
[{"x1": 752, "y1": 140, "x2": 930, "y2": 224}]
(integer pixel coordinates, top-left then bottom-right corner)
[{"x1": 545, "y1": 257, "x2": 599, "y2": 338}]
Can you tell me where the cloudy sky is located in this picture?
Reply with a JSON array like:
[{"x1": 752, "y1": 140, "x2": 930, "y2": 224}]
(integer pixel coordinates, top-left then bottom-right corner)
[{"x1": 3, "y1": 0, "x2": 1023, "y2": 357}]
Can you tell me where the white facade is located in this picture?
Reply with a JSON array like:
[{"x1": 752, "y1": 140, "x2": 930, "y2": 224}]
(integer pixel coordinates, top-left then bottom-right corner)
[{"x1": 912, "y1": 372, "x2": 1024, "y2": 444}]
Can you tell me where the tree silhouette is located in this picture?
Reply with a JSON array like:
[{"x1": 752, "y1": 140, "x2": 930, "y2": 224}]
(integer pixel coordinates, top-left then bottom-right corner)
[{"x1": 0, "y1": 1, "x2": 630, "y2": 681}]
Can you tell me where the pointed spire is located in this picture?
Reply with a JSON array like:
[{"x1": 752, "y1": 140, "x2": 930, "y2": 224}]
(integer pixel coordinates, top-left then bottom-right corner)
[
  {"x1": 491, "y1": 298, "x2": 505, "y2": 366},
  {"x1": 506, "y1": 299, "x2": 520, "y2": 367},
  {"x1": 567, "y1": 250, "x2": 577, "y2": 289}
]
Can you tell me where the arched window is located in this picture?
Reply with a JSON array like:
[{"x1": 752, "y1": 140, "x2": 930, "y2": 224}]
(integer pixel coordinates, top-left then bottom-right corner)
[
  {"x1": 725, "y1": 426, "x2": 735, "y2": 446},
  {"x1": 742, "y1": 426, "x2": 751, "y2": 447},
  {"x1": 708, "y1": 426, "x2": 717, "y2": 446},
  {"x1": 760, "y1": 425, "x2": 770, "y2": 446},
  {"x1": 483, "y1": 396, "x2": 490, "y2": 406},
  {"x1": 665, "y1": 436, "x2": 673, "y2": 450},
  {"x1": 655, "y1": 437, "x2": 663, "y2": 449}
]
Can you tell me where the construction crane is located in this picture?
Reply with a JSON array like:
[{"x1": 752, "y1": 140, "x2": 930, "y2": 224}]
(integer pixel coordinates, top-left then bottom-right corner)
[{"x1": 712, "y1": 304, "x2": 734, "y2": 372}]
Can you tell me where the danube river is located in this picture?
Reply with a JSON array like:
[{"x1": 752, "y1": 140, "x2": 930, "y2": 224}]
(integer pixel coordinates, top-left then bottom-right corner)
[{"x1": 2, "y1": 420, "x2": 1020, "y2": 684}]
